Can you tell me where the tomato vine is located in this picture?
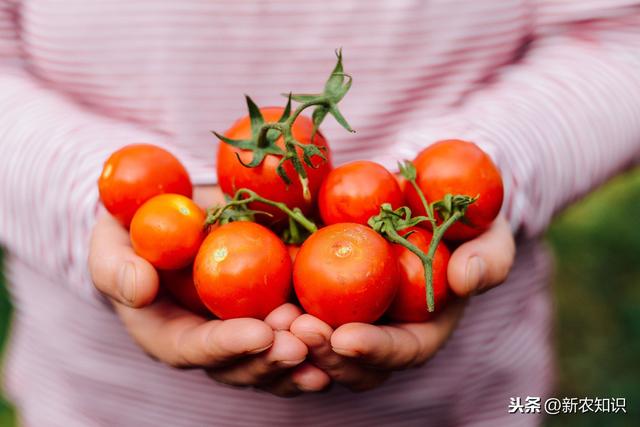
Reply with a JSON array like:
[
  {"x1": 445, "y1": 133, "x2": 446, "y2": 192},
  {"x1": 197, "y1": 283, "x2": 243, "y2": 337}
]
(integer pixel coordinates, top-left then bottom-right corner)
[
  {"x1": 369, "y1": 161, "x2": 476, "y2": 312},
  {"x1": 213, "y1": 49, "x2": 355, "y2": 201},
  {"x1": 205, "y1": 188, "x2": 318, "y2": 245}
]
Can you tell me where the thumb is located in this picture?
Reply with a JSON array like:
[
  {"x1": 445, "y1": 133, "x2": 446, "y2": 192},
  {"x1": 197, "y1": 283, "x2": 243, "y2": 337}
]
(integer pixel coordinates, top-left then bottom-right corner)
[
  {"x1": 89, "y1": 211, "x2": 159, "y2": 307},
  {"x1": 447, "y1": 216, "x2": 515, "y2": 297}
]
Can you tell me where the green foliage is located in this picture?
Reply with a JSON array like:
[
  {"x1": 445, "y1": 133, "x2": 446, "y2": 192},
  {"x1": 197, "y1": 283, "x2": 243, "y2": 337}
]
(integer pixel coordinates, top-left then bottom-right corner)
[
  {"x1": 544, "y1": 168, "x2": 640, "y2": 427},
  {"x1": 0, "y1": 251, "x2": 16, "y2": 426}
]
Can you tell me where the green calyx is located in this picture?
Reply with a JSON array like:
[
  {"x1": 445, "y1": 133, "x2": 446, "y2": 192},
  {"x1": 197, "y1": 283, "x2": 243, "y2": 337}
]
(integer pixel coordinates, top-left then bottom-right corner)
[
  {"x1": 205, "y1": 188, "x2": 318, "y2": 245},
  {"x1": 212, "y1": 49, "x2": 355, "y2": 201},
  {"x1": 369, "y1": 161, "x2": 477, "y2": 313}
]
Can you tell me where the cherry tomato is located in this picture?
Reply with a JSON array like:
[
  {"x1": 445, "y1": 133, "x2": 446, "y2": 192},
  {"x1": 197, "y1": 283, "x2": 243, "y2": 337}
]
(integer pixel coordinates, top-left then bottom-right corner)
[
  {"x1": 405, "y1": 140, "x2": 503, "y2": 241},
  {"x1": 394, "y1": 174, "x2": 408, "y2": 193},
  {"x1": 193, "y1": 221, "x2": 292, "y2": 320},
  {"x1": 293, "y1": 223, "x2": 398, "y2": 327},
  {"x1": 98, "y1": 144, "x2": 192, "y2": 227},
  {"x1": 287, "y1": 245, "x2": 300, "y2": 263},
  {"x1": 387, "y1": 228, "x2": 450, "y2": 322},
  {"x1": 217, "y1": 107, "x2": 332, "y2": 226},
  {"x1": 318, "y1": 160, "x2": 404, "y2": 225},
  {"x1": 130, "y1": 194, "x2": 205, "y2": 270},
  {"x1": 159, "y1": 267, "x2": 209, "y2": 315}
]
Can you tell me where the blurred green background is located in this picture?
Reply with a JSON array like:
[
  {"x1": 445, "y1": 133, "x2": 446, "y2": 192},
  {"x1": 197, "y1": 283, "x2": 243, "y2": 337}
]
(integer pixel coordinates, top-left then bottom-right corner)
[{"x1": 0, "y1": 170, "x2": 639, "y2": 427}]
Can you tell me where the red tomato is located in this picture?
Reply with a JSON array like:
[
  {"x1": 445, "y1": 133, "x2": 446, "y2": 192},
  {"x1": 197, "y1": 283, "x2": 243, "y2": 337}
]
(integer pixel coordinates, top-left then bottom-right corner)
[
  {"x1": 394, "y1": 174, "x2": 408, "y2": 193},
  {"x1": 159, "y1": 267, "x2": 209, "y2": 315},
  {"x1": 318, "y1": 160, "x2": 404, "y2": 225},
  {"x1": 216, "y1": 107, "x2": 332, "y2": 226},
  {"x1": 193, "y1": 221, "x2": 292, "y2": 320},
  {"x1": 293, "y1": 223, "x2": 398, "y2": 327},
  {"x1": 405, "y1": 140, "x2": 503, "y2": 241},
  {"x1": 387, "y1": 228, "x2": 450, "y2": 322},
  {"x1": 98, "y1": 144, "x2": 192, "y2": 227},
  {"x1": 130, "y1": 194, "x2": 205, "y2": 270},
  {"x1": 287, "y1": 245, "x2": 300, "y2": 263}
]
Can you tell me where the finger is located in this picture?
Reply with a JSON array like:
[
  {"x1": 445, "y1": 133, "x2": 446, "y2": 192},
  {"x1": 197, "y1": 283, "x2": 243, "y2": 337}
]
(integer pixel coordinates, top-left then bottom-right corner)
[
  {"x1": 114, "y1": 297, "x2": 274, "y2": 368},
  {"x1": 290, "y1": 362, "x2": 332, "y2": 392},
  {"x1": 264, "y1": 303, "x2": 304, "y2": 331},
  {"x1": 89, "y1": 212, "x2": 159, "y2": 307},
  {"x1": 208, "y1": 331, "x2": 307, "y2": 386},
  {"x1": 290, "y1": 314, "x2": 343, "y2": 371},
  {"x1": 256, "y1": 362, "x2": 332, "y2": 397},
  {"x1": 256, "y1": 375, "x2": 303, "y2": 398},
  {"x1": 447, "y1": 216, "x2": 515, "y2": 297},
  {"x1": 331, "y1": 299, "x2": 466, "y2": 370},
  {"x1": 290, "y1": 314, "x2": 383, "y2": 391}
]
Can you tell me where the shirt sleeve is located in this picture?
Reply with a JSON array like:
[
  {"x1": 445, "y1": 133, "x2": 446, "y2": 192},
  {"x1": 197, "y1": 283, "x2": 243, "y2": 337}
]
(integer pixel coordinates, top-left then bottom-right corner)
[
  {"x1": 0, "y1": 2, "x2": 198, "y2": 301},
  {"x1": 373, "y1": 0, "x2": 640, "y2": 238}
]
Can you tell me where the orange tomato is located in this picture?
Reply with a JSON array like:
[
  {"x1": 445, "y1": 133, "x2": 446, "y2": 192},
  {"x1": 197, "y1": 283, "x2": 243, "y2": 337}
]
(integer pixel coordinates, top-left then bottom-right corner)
[{"x1": 130, "y1": 194, "x2": 205, "y2": 270}]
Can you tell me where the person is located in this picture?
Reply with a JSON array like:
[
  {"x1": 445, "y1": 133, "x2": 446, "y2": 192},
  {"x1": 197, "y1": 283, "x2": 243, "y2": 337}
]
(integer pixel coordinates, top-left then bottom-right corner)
[{"x1": 1, "y1": 1, "x2": 639, "y2": 426}]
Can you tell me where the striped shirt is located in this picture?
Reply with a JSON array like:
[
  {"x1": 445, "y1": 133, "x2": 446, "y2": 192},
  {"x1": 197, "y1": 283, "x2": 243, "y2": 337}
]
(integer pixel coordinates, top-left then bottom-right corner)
[{"x1": 1, "y1": 1, "x2": 639, "y2": 426}]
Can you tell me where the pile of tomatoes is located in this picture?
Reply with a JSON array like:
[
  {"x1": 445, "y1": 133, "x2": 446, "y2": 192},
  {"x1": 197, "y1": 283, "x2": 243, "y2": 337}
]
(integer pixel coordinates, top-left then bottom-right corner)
[{"x1": 98, "y1": 52, "x2": 503, "y2": 327}]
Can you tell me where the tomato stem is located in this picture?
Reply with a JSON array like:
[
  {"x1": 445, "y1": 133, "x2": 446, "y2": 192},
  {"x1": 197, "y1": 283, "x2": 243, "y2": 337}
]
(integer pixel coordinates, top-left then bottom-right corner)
[
  {"x1": 206, "y1": 188, "x2": 318, "y2": 235},
  {"x1": 213, "y1": 50, "x2": 355, "y2": 201},
  {"x1": 375, "y1": 223, "x2": 436, "y2": 312},
  {"x1": 410, "y1": 179, "x2": 438, "y2": 229},
  {"x1": 370, "y1": 163, "x2": 475, "y2": 314}
]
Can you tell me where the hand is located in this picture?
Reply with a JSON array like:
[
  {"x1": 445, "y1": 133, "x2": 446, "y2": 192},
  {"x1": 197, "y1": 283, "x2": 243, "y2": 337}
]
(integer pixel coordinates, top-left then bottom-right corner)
[
  {"x1": 290, "y1": 216, "x2": 515, "y2": 392},
  {"x1": 88, "y1": 186, "x2": 330, "y2": 397}
]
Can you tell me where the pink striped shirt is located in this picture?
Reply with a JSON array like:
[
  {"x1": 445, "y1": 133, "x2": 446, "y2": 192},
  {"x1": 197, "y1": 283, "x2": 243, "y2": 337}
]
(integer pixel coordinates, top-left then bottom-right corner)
[{"x1": 1, "y1": 1, "x2": 639, "y2": 426}]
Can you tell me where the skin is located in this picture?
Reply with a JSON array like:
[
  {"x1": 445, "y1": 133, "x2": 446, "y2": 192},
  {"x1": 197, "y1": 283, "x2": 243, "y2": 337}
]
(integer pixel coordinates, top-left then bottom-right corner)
[
  {"x1": 290, "y1": 216, "x2": 515, "y2": 392},
  {"x1": 90, "y1": 186, "x2": 330, "y2": 397},
  {"x1": 90, "y1": 186, "x2": 515, "y2": 395}
]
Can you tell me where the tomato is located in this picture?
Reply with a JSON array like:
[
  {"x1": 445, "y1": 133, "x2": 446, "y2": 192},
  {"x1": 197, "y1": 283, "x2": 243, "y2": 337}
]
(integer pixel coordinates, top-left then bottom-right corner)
[
  {"x1": 193, "y1": 221, "x2": 292, "y2": 320},
  {"x1": 394, "y1": 174, "x2": 408, "y2": 194},
  {"x1": 293, "y1": 223, "x2": 398, "y2": 327},
  {"x1": 318, "y1": 160, "x2": 404, "y2": 225},
  {"x1": 159, "y1": 267, "x2": 209, "y2": 315},
  {"x1": 287, "y1": 245, "x2": 300, "y2": 263},
  {"x1": 387, "y1": 228, "x2": 450, "y2": 322},
  {"x1": 405, "y1": 140, "x2": 503, "y2": 241},
  {"x1": 217, "y1": 107, "x2": 332, "y2": 226},
  {"x1": 98, "y1": 144, "x2": 192, "y2": 227},
  {"x1": 130, "y1": 194, "x2": 205, "y2": 270}
]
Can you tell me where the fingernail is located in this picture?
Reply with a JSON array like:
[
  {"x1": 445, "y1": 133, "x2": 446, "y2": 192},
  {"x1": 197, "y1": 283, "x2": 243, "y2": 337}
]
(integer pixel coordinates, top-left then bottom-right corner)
[
  {"x1": 277, "y1": 358, "x2": 306, "y2": 368},
  {"x1": 331, "y1": 347, "x2": 359, "y2": 358},
  {"x1": 248, "y1": 344, "x2": 273, "y2": 355},
  {"x1": 118, "y1": 262, "x2": 136, "y2": 305},
  {"x1": 465, "y1": 257, "x2": 486, "y2": 295}
]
